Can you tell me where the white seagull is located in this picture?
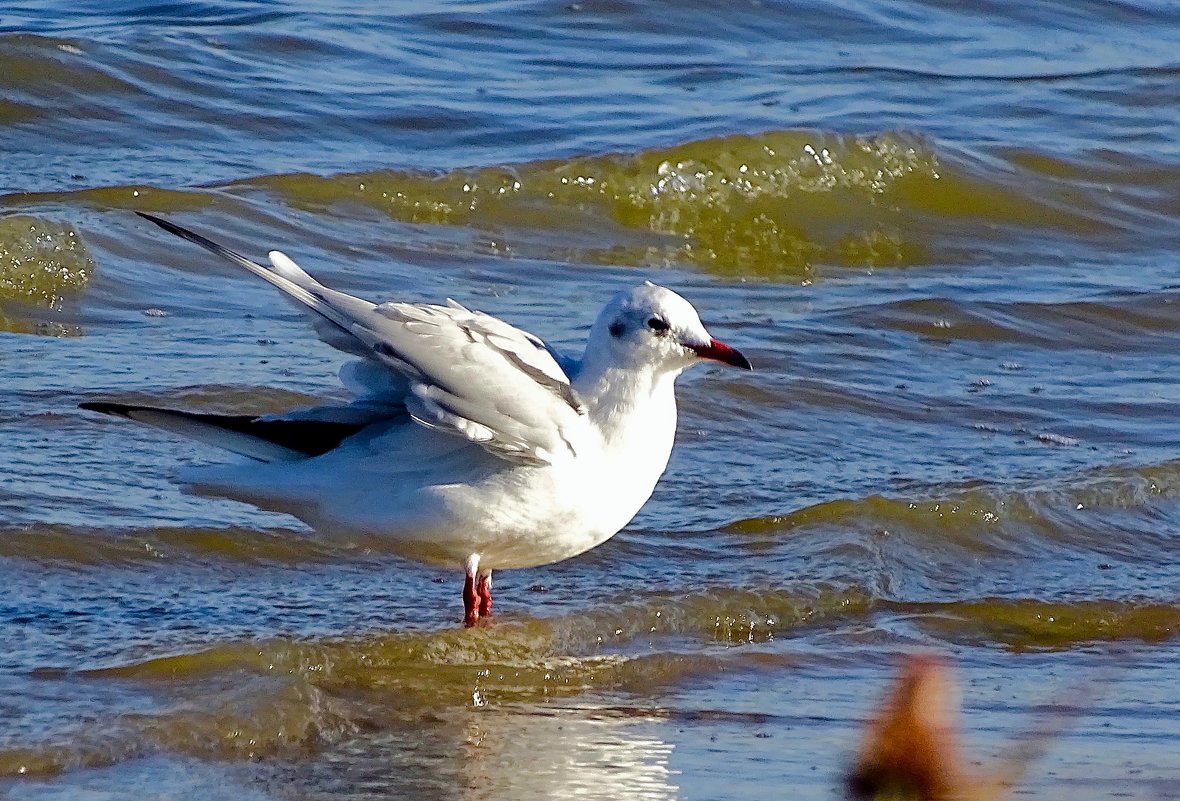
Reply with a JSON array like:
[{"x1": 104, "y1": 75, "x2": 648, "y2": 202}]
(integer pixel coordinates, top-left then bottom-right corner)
[{"x1": 83, "y1": 213, "x2": 751, "y2": 626}]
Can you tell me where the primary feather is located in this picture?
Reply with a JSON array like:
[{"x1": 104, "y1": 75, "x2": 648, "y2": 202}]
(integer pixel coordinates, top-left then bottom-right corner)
[{"x1": 79, "y1": 401, "x2": 365, "y2": 462}]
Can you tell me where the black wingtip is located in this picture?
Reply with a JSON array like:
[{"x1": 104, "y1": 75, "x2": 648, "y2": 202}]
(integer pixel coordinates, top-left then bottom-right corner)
[
  {"x1": 135, "y1": 210, "x2": 171, "y2": 230},
  {"x1": 135, "y1": 210, "x2": 270, "y2": 278},
  {"x1": 79, "y1": 401, "x2": 135, "y2": 417},
  {"x1": 135, "y1": 211, "x2": 202, "y2": 244}
]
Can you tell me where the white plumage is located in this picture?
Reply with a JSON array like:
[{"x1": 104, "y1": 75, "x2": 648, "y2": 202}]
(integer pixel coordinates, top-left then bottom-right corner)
[{"x1": 87, "y1": 214, "x2": 751, "y2": 625}]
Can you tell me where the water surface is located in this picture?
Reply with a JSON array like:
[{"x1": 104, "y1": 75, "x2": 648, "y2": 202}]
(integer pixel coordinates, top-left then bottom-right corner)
[{"x1": 2, "y1": 1, "x2": 1179, "y2": 798}]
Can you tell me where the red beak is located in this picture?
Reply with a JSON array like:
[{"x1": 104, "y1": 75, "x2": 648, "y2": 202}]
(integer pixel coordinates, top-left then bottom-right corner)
[{"x1": 688, "y1": 338, "x2": 752, "y2": 370}]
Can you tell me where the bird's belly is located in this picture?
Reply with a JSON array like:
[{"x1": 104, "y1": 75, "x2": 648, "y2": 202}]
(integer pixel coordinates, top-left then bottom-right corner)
[
  {"x1": 423, "y1": 467, "x2": 639, "y2": 570},
  {"x1": 185, "y1": 431, "x2": 663, "y2": 572},
  {"x1": 330, "y1": 458, "x2": 653, "y2": 571},
  {"x1": 463, "y1": 452, "x2": 662, "y2": 570}
]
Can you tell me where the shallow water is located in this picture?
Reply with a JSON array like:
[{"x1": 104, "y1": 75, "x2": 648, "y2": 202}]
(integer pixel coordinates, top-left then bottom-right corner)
[{"x1": 2, "y1": 1, "x2": 1180, "y2": 798}]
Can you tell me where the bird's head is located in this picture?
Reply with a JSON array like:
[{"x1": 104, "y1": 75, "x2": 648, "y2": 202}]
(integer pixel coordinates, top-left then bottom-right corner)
[{"x1": 587, "y1": 282, "x2": 751, "y2": 374}]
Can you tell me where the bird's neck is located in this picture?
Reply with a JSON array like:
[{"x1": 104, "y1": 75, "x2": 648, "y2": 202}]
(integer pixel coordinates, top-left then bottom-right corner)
[
  {"x1": 570, "y1": 356, "x2": 682, "y2": 539},
  {"x1": 574, "y1": 362, "x2": 679, "y2": 451}
]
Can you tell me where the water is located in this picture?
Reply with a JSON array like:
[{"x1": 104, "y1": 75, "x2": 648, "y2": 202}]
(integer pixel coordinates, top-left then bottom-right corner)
[{"x1": 2, "y1": 1, "x2": 1180, "y2": 798}]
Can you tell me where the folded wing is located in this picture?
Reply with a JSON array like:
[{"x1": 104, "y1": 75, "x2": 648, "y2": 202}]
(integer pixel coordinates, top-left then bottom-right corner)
[{"x1": 136, "y1": 213, "x2": 587, "y2": 466}]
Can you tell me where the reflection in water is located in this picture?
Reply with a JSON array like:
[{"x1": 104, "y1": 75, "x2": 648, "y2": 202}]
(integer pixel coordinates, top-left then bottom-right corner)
[
  {"x1": 243, "y1": 701, "x2": 678, "y2": 801},
  {"x1": 457, "y1": 706, "x2": 676, "y2": 801}
]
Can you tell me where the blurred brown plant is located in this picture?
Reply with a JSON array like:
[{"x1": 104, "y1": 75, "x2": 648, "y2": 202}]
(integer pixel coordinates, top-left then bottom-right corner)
[
  {"x1": 846, "y1": 652, "x2": 1104, "y2": 800},
  {"x1": 847, "y1": 654, "x2": 1022, "y2": 801},
  {"x1": 848, "y1": 654, "x2": 972, "y2": 800}
]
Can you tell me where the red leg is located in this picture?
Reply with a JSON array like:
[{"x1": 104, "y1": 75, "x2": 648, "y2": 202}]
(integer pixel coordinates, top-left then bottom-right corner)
[
  {"x1": 476, "y1": 571, "x2": 492, "y2": 618},
  {"x1": 463, "y1": 570, "x2": 479, "y2": 627}
]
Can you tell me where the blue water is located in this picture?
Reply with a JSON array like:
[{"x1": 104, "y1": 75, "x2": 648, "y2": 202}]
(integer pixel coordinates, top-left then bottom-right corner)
[{"x1": 2, "y1": 2, "x2": 1180, "y2": 798}]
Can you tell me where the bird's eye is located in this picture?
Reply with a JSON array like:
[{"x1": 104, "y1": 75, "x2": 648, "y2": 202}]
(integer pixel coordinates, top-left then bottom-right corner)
[{"x1": 647, "y1": 317, "x2": 670, "y2": 333}]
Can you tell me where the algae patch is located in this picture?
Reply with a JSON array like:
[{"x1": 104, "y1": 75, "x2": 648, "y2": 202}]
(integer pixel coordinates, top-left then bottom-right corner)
[{"x1": 0, "y1": 215, "x2": 93, "y2": 306}]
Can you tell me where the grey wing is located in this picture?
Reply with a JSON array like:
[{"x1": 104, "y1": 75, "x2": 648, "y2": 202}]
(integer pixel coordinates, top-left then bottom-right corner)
[
  {"x1": 137, "y1": 214, "x2": 587, "y2": 466},
  {"x1": 366, "y1": 299, "x2": 587, "y2": 465}
]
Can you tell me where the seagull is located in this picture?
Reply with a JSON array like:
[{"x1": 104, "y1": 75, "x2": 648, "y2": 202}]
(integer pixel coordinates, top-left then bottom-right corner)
[{"x1": 83, "y1": 213, "x2": 751, "y2": 626}]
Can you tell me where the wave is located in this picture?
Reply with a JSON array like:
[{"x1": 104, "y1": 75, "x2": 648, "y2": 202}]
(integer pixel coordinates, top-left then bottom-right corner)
[
  {"x1": 9, "y1": 128, "x2": 1171, "y2": 282},
  {"x1": 1, "y1": 587, "x2": 1173, "y2": 777},
  {"x1": 234, "y1": 130, "x2": 943, "y2": 278},
  {"x1": 0, "y1": 215, "x2": 92, "y2": 327},
  {"x1": 0, "y1": 523, "x2": 342, "y2": 566},
  {"x1": 839, "y1": 292, "x2": 1180, "y2": 351},
  {"x1": 725, "y1": 459, "x2": 1180, "y2": 565}
]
